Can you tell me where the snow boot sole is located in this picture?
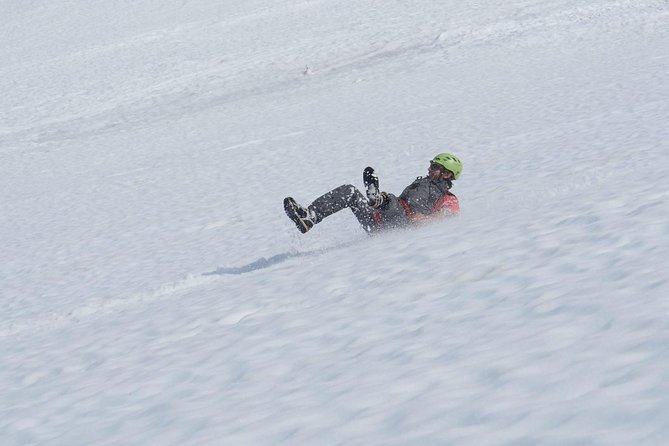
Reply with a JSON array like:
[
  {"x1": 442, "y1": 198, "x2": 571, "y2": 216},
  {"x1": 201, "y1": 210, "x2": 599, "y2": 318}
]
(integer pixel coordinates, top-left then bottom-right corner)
[{"x1": 283, "y1": 197, "x2": 314, "y2": 234}]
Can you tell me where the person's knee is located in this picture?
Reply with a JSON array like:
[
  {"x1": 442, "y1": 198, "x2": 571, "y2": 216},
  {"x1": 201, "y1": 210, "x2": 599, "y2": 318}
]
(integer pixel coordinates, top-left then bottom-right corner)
[{"x1": 336, "y1": 184, "x2": 359, "y2": 199}]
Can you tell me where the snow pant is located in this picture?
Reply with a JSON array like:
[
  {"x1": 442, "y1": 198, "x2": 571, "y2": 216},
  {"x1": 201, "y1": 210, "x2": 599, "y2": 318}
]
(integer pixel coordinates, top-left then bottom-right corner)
[{"x1": 308, "y1": 184, "x2": 409, "y2": 233}]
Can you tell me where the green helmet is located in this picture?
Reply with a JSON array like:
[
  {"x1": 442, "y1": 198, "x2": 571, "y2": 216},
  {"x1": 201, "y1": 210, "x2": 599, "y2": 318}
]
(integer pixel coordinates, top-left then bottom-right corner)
[{"x1": 431, "y1": 153, "x2": 463, "y2": 180}]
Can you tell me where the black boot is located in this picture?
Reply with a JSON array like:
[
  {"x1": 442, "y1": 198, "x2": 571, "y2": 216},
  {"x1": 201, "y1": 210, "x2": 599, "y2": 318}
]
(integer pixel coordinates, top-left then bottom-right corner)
[{"x1": 284, "y1": 197, "x2": 316, "y2": 233}]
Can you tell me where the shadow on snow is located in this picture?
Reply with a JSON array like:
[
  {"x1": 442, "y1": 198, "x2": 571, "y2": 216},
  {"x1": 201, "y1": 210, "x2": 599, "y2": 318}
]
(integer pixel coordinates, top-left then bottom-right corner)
[{"x1": 203, "y1": 240, "x2": 359, "y2": 276}]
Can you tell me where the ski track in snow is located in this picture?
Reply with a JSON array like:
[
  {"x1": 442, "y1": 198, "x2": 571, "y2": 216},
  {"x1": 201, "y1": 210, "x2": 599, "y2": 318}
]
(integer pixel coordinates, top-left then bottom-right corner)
[
  {"x1": 0, "y1": 240, "x2": 354, "y2": 339},
  {"x1": 7, "y1": 229, "x2": 352, "y2": 338},
  {"x1": 0, "y1": 273, "x2": 220, "y2": 339}
]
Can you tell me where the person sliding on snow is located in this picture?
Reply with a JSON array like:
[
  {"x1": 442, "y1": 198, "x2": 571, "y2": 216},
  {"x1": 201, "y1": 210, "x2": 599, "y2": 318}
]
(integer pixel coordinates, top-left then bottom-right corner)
[{"x1": 284, "y1": 152, "x2": 462, "y2": 234}]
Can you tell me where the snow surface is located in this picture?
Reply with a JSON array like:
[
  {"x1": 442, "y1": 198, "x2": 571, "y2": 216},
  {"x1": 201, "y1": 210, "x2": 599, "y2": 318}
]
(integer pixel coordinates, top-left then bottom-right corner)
[{"x1": 2, "y1": 0, "x2": 669, "y2": 444}]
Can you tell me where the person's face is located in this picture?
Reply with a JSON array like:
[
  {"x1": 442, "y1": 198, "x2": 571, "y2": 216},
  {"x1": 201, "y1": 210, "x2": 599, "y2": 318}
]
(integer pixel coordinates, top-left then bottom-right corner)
[{"x1": 428, "y1": 162, "x2": 453, "y2": 180}]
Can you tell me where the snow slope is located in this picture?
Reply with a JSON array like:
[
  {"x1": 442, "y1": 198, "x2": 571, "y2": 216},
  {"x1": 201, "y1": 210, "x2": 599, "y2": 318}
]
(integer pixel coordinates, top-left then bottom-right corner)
[{"x1": 1, "y1": 0, "x2": 669, "y2": 444}]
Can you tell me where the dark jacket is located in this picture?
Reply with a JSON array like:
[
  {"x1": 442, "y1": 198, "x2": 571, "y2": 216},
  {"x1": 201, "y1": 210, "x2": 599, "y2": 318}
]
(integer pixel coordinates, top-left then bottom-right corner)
[{"x1": 374, "y1": 177, "x2": 459, "y2": 227}]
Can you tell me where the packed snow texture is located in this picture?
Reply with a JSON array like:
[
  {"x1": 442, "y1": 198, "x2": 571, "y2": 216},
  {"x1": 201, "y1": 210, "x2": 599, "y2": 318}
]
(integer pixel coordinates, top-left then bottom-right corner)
[{"x1": 2, "y1": 0, "x2": 669, "y2": 444}]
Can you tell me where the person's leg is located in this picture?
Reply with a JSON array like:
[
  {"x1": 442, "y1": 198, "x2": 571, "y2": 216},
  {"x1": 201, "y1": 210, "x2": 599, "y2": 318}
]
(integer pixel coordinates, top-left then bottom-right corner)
[{"x1": 309, "y1": 184, "x2": 376, "y2": 231}]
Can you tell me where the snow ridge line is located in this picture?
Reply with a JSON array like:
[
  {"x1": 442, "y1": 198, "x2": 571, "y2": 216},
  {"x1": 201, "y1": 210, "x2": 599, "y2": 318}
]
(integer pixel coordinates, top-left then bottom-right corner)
[
  {"x1": 2, "y1": 1, "x2": 663, "y2": 151},
  {"x1": 316, "y1": 0, "x2": 666, "y2": 77}
]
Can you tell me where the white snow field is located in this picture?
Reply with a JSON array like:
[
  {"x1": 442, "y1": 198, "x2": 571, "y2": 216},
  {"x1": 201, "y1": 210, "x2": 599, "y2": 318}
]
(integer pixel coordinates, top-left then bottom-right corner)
[{"x1": 2, "y1": 0, "x2": 669, "y2": 444}]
